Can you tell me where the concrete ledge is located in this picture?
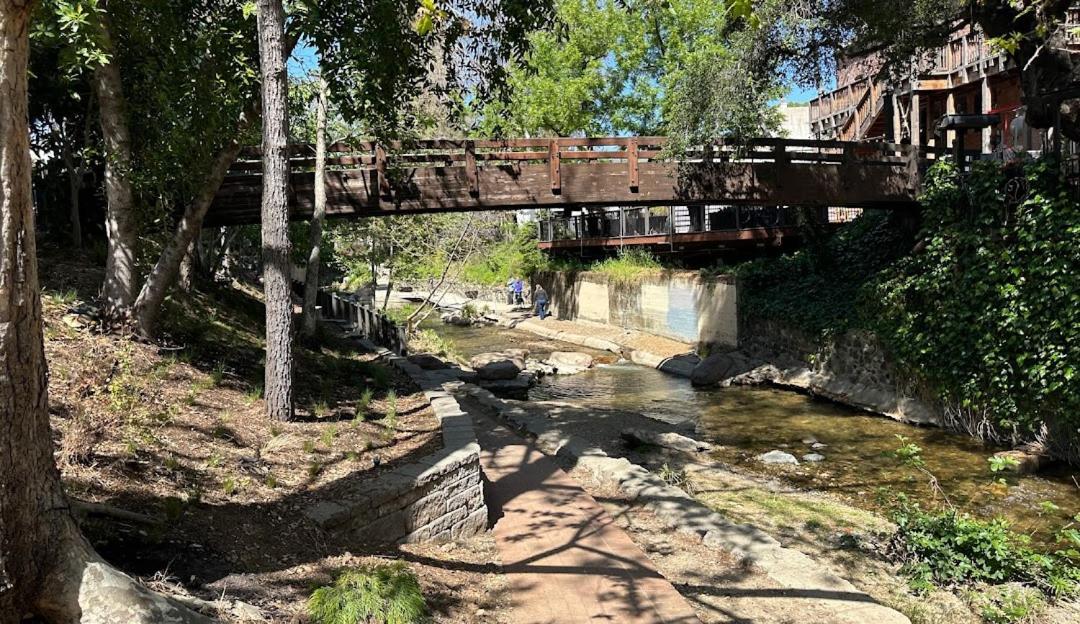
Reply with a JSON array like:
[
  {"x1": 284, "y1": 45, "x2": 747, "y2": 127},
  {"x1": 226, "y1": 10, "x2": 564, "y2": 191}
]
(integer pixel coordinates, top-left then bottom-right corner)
[
  {"x1": 303, "y1": 340, "x2": 487, "y2": 544},
  {"x1": 462, "y1": 385, "x2": 910, "y2": 624},
  {"x1": 512, "y1": 318, "x2": 700, "y2": 379}
]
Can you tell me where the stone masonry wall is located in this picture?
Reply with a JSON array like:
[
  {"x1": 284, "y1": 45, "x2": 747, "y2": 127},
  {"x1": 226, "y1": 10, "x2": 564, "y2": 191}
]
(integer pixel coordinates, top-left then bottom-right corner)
[
  {"x1": 537, "y1": 270, "x2": 738, "y2": 349},
  {"x1": 304, "y1": 345, "x2": 486, "y2": 544},
  {"x1": 737, "y1": 315, "x2": 940, "y2": 425}
]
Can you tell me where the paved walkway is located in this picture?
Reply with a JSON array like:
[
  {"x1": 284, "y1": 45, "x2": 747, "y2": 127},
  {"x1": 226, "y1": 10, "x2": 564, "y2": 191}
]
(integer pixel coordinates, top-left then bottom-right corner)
[{"x1": 475, "y1": 416, "x2": 700, "y2": 624}]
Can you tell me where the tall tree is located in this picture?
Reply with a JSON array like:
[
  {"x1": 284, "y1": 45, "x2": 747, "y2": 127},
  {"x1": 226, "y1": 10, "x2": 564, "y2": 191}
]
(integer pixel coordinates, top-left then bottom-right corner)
[
  {"x1": 92, "y1": 8, "x2": 138, "y2": 318},
  {"x1": 0, "y1": 1, "x2": 210, "y2": 620},
  {"x1": 476, "y1": 0, "x2": 781, "y2": 141},
  {"x1": 257, "y1": 0, "x2": 293, "y2": 421},
  {"x1": 301, "y1": 77, "x2": 328, "y2": 338}
]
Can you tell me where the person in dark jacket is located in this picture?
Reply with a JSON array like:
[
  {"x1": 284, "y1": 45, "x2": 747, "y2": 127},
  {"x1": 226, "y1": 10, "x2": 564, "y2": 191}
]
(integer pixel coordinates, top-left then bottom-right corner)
[{"x1": 533, "y1": 284, "x2": 549, "y2": 319}]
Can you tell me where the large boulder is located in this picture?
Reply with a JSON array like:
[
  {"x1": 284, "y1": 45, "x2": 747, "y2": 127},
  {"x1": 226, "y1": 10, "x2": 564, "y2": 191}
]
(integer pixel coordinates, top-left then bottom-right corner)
[
  {"x1": 621, "y1": 428, "x2": 713, "y2": 453},
  {"x1": 690, "y1": 352, "x2": 753, "y2": 386},
  {"x1": 547, "y1": 351, "x2": 595, "y2": 372},
  {"x1": 407, "y1": 353, "x2": 449, "y2": 370},
  {"x1": 469, "y1": 353, "x2": 525, "y2": 380}
]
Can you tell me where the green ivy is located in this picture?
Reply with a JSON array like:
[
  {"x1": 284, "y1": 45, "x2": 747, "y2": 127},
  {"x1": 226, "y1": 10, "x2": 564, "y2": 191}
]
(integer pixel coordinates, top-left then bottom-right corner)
[
  {"x1": 738, "y1": 157, "x2": 1079, "y2": 449},
  {"x1": 735, "y1": 209, "x2": 912, "y2": 336},
  {"x1": 867, "y1": 159, "x2": 1080, "y2": 441}
]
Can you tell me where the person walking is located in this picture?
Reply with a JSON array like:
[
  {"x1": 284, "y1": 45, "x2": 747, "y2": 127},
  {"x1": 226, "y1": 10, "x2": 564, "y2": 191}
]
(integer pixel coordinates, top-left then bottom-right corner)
[
  {"x1": 534, "y1": 284, "x2": 549, "y2": 320},
  {"x1": 513, "y1": 277, "x2": 524, "y2": 306},
  {"x1": 506, "y1": 276, "x2": 516, "y2": 306}
]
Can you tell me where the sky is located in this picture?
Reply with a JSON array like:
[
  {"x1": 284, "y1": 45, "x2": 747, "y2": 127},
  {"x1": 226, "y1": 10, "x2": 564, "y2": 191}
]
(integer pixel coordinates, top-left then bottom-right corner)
[{"x1": 785, "y1": 84, "x2": 820, "y2": 105}]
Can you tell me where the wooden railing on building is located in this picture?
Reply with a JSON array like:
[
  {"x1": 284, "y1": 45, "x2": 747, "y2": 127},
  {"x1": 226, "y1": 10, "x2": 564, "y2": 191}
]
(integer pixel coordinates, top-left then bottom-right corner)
[{"x1": 316, "y1": 290, "x2": 408, "y2": 355}]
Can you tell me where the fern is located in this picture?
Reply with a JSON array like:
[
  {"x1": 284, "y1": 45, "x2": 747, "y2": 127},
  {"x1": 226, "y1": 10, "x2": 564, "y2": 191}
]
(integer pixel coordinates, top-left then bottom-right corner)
[{"x1": 308, "y1": 562, "x2": 427, "y2": 624}]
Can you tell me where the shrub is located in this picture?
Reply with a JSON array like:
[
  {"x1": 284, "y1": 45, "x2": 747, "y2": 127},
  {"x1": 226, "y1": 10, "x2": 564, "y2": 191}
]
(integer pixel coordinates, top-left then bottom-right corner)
[
  {"x1": 889, "y1": 499, "x2": 1080, "y2": 599},
  {"x1": 308, "y1": 562, "x2": 427, "y2": 624},
  {"x1": 408, "y1": 329, "x2": 457, "y2": 360},
  {"x1": 590, "y1": 248, "x2": 665, "y2": 282}
]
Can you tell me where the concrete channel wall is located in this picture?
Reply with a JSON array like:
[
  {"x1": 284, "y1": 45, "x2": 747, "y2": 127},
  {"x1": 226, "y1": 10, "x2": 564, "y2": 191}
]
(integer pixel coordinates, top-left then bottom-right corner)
[
  {"x1": 304, "y1": 343, "x2": 486, "y2": 544},
  {"x1": 536, "y1": 270, "x2": 738, "y2": 349}
]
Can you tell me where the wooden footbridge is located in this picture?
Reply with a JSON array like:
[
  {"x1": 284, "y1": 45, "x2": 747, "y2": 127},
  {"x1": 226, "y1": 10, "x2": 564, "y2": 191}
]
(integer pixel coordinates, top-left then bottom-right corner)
[{"x1": 205, "y1": 137, "x2": 931, "y2": 226}]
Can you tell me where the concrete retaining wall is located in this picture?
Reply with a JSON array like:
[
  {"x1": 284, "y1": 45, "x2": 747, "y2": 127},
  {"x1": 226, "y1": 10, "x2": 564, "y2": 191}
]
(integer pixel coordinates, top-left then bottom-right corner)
[
  {"x1": 536, "y1": 271, "x2": 738, "y2": 349},
  {"x1": 304, "y1": 345, "x2": 486, "y2": 544}
]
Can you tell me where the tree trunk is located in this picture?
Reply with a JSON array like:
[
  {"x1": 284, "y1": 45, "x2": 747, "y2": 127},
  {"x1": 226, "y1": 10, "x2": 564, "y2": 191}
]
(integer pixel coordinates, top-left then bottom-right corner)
[
  {"x1": 178, "y1": 241, "x2": 194, "y2": 292},
  {"x1": 382, "y1": 240, "x2": 394, "y2": 310},
  {"x1": 93, "y1": 13, "x2": 139, "y2": 320},
  {"x1": 301, "y1": 78, "x2": 328, "y2": 339},
  {"x1": 54, "y1": 125, "x2": 83, "y2": 248},
  {"x1": 0, "y1": 5, "x2": 210, "y2": 622},
  {"x1": 257, "y1": 0, "x2": 293, "y2": 421},
  {"x1": 131, "y1": 141, "x2": 243, "y2": 337}
]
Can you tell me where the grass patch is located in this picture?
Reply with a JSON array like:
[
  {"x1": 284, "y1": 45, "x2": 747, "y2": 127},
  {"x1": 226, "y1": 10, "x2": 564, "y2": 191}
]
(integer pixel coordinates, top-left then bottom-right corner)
[
  {"x1": 589, "y1": 248, "x2": 665, "y2": 283},
  {"x1": 308, "y1": 562, "x2": 427, "y2": 624}
]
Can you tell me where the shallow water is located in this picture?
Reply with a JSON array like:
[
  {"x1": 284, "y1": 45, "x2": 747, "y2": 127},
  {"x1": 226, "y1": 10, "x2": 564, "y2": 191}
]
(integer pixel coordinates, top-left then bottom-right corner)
[{"x1": 427, "y1": 319, "x2": 1079, "y2": 541}]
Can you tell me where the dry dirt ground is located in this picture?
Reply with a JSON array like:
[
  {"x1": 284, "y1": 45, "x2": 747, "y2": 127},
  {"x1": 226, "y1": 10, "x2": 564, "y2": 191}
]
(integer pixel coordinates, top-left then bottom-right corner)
[{"x1": 39, "y1": 248, "x2": 511, "y2": 623}]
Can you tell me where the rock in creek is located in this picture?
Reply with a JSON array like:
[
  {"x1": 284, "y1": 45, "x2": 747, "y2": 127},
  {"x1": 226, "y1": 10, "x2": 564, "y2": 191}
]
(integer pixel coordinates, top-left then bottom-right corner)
[
  {"x1": 407, "y1": 353, "x2": 450, "y2": 370},
  {"x1": 691, "y1": 352, "x2": 755, "y2": 386},
  {"x1": 621, "y1": 428, "x2": 713, "y2": 453},
  {"x1": 440, "y1": 312, "x2": 473, "y2": 327},
  {"x1": 504, "y1": 348, "x2": 530, "y2": 360},
  {"x1": 469, "y1": 352, "x2": 525, "y2": 380},
  {"x1": 756, "y1": 450, "x2": 799, "y2": 465},
  {"x1": 547, "y1": 351, "x2": 596, "y2": 371},
  {"x1": 992, "y1": 447, "x2": 1048, "y2": 474},
  {"x1": 801, "y1": 453, "x2": 825, "y2": 462}
]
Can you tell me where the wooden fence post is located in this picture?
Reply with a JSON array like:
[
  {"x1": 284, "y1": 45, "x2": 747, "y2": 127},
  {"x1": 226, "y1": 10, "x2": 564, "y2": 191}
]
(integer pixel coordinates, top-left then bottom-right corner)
[
  {"x1": 375, "y1": 143, "x2": 391, "y2": 198},
  {"x1": 464, "y1": 139, "x2": 479, "y2": 197},
  {"x1": 549, "y1": 140, "x2": 561, "y2": 194},
  {"x1": 627, "y1": 137, "x2": 639, "y2": 191}
]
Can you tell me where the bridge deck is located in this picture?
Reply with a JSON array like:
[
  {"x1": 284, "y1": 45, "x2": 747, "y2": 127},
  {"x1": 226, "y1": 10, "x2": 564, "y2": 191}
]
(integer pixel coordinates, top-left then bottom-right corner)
[{"x1": 206, "y1": 137, "x2": 932, "y2": 226}]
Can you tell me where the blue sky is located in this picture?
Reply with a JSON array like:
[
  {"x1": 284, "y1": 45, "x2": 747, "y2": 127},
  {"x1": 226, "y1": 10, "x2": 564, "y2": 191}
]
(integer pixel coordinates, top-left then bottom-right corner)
[{"x1": 785, "y1": 84, "x2": 819, "y2": 104}]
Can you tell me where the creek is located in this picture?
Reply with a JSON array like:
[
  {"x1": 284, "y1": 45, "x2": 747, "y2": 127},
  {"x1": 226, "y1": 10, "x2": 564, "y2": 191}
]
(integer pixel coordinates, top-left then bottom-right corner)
[{"x1": 425, "y1": 319, "x2": 1079, "y2": 542}]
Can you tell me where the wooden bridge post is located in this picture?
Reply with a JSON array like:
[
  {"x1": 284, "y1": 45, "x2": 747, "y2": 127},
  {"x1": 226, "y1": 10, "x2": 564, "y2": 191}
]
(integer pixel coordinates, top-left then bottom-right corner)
[
  {"x1": 548, "y1": 140, "x2": 561, "y2": 194},
  {"x1": 375, "y1": 143, "x2": 391, "y2": 198},
  {"x1": 773, "y1": 142, "x2": 790, "y2": 165},
  {"x1": 464, "y1": 139, "x2": 479, "y2": 197},
  {"x1": 627, "y1": 137, "x2": 639, "y2": 191}
]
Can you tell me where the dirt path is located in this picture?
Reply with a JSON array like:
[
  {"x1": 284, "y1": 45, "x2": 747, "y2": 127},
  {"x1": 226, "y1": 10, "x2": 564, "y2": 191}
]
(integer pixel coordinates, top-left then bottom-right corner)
[{"x1": 475, "y1": 416, "x2": 700, "y2": 623}]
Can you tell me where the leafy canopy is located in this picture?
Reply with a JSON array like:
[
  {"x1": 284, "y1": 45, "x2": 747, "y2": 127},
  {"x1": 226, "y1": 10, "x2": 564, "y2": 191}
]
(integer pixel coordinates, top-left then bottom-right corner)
[{"x1": 475, "y1": 0, "x2": 782, "y2": 141}]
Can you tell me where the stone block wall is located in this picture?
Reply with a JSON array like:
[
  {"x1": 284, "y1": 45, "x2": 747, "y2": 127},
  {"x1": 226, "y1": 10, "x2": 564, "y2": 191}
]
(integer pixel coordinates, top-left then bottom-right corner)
[
  {"x1": 304, "y1": 347, "x2": 487, "y2": 544},
  {"x1": 737, "y1": 315, "x2": 939, "y2": 425},
  {"x1": 537, "y1": 270, "x2": 738, "y2": 349}
]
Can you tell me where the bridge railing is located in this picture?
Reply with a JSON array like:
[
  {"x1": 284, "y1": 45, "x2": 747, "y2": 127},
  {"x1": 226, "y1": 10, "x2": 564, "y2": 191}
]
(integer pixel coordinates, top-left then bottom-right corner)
[
  {"x1": 228, "y1": 137, "x2": 924, "y2": 180},
  {"x1": 538, "y1": 205, "x2": 803, "y2": 243},
  {"x1": 315, "y1": 289, "x2": 407, "y2": 355}
]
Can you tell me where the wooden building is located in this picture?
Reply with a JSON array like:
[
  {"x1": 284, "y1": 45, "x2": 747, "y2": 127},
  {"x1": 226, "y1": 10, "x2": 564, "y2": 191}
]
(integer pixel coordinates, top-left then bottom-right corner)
[{"x1": 810, "y1": 10, "x2": 1080, "y2": 153}]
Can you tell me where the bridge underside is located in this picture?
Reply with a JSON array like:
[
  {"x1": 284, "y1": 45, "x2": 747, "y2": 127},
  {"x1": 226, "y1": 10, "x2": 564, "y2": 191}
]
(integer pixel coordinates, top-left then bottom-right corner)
[{"x1": 205, "y1": 138, "x2": 925, "y2": 227}]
